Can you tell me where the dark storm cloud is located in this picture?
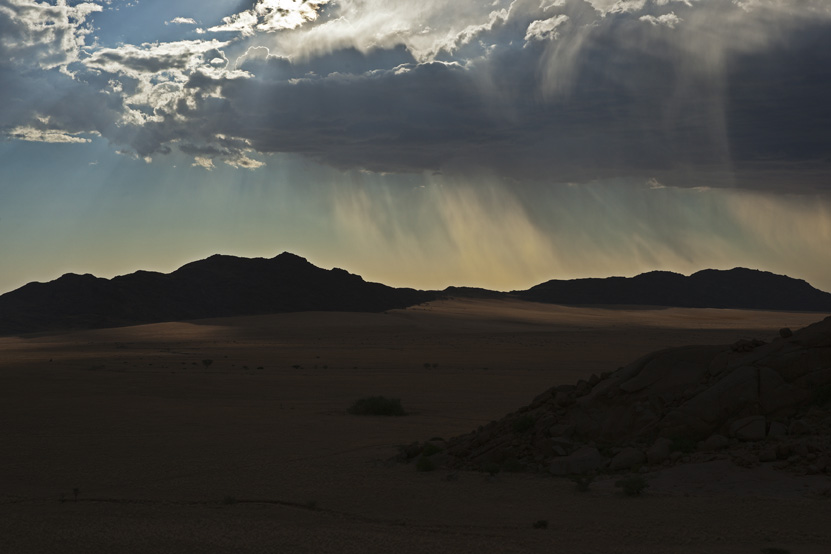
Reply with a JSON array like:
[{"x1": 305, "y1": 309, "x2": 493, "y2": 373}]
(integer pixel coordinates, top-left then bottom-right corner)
[
  {"x1": 2, "y1": 0, "x2": 830, "y2": 190},
  {"x1": 178, "y1": 0, "x2": 830, "y2": 191}
]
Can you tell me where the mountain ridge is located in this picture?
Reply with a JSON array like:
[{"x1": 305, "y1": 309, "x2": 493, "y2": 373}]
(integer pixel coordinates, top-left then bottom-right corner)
[
  {"x1": 1, "y1": 253, "x2": 829, "y2": 335},
  {"x1": 515, "y1": 267, "x2": 831, "y2": 311}
]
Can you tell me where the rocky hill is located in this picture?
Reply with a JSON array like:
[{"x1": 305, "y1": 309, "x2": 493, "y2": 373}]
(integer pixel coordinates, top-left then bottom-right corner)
[
  {"x1": 515, "y1": 268, "x2": 831, "y2": 311},
  {"x1": 0, "y1": 253, "x2": 437, "y2": 335},
  {"x1": 2, "y1": 257, "x2": 829, "y2": 335},
  {"x1": 403, "y1": 316, "x2": 831, "y2": 477}
]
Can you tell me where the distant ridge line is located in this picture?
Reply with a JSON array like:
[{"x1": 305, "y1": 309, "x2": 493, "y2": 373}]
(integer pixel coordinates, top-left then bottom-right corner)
[
  {"x1": 512, "y1": 267, "x2": 831, "y2": 312},
  {"x1": 0, "y1": 253, "x2": 829, "y2": 335}
]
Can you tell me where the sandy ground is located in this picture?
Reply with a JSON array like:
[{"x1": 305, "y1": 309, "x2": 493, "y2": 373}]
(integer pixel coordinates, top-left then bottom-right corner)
[{"x1": 1, "y1": 299, "x2": 829, "y2": 553}]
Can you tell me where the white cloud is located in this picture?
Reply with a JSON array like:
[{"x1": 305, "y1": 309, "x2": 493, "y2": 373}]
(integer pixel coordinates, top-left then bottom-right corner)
[
  {"x1": 208, "y1": 0, "x2": 330, "y2": 36},
  {"x1": 0, "y1": 0, "x2": 102, "y2": 69},
  {"x1": 81, "y1": 39, "x2": 245, "y2": 126},
  {"x1": 525, "y1": 14, "x2": 568, "y2": 41},
  {"x1": 224, "y1": 154, "x2": 265, "y2": 169},
  {"x1": 640, "y1": 12, "x2": 681, "y2": 28},
  {"x1": 7, "y1": 125, "x2": 91, "y2": 143},
  {"x1": 167, "y1": 17, "x2": 197, "y2": 26},
  {"x1": 192, "y1": 156, "x2": 215, "y2": 170}
]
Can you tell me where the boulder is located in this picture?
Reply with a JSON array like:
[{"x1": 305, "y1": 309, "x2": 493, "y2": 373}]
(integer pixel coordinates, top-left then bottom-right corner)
[
  {"x1": 699, "y1": 434, "x2": 730, "y2": 451},
  {"x1": 646, "y1": 437, "x2": 672, "y2": 465},
  {"x1": 729, "y1": 416, "x2": 766, "y2": 441},
  {"x1": 758, "y1": 367, "x2": 811, "y2": 414},
  {"x1": 609, "y1": 447, "x2": 646, "y2": 471},
  {"x1": 788, "y1": 420, "x2": 813, "y2": 436},
  {"x1": 767, "y1": 421, "x2": 788, "y2": 439},
  {"x1": 661, "y1": 366, "x2": 759, "y2": 440},
  {"x1": 548, "y1": 446, "x2": 607, "y2": 476},
  {"x1": 759, "y1": 447, "x2": 778, "y2": 462}
]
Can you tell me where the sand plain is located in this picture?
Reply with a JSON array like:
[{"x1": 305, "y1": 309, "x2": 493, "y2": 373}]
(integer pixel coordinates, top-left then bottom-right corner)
[{"x1": 1, "y1": 299, "x2": 829, "y2": 553}]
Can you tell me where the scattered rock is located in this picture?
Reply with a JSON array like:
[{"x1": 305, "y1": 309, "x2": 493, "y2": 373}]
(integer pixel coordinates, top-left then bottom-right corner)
[
  {"x1": 729, "y1": 416, "x2": 767, "y2": 441},
  {"x1": 731, "y1": 338, "x2": 765, "y2": 352},
  {"x1": 767, "y1": 421, "x2": 788, "y2": 439},
  {"x1": 646, "y1": 438, "x2": 672, "y2": 465},
  {"x1": 699, "y1": 434, "x2": 730, "y2": 451},
  {"x1": 789, "y1": 420, "x2": 813, "y2": 436},
  {"x1": 609, "y1": 447, "x2": 646, "y2": 471},
  {"x1": 759, "y1": 447, "x2": 778, "y2": 462},
  {"x1": 548, "y1": 424, "x2": 575, "y2": 438},
  {"x1": 549, "y1": 446, "x2": 607, "y2": 476}
]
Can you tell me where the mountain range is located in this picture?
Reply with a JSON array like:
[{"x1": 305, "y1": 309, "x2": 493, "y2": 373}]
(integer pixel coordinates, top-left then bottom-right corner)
[
  {"x1": 1, "y1": 253, "x2": 829, "y2": 335},
  {"x1": 514, "y1": 268, "x2": 831, "y2": 311}
]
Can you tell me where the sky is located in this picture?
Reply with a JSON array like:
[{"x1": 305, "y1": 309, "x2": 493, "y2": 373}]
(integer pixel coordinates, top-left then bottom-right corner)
[{"x1": 1, "y1": 0, "x2": 830, "y2": 295}]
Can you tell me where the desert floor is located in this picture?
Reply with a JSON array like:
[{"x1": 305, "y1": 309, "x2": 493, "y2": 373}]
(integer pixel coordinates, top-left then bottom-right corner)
[{"x1": 1, "y1": 299, "x2": 829, "y2": 553}]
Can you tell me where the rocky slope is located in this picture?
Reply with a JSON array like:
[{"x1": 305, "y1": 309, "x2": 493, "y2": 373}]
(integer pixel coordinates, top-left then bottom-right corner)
[{"x1": 405, "y1": 316, "x2": 831, "y2": 477}]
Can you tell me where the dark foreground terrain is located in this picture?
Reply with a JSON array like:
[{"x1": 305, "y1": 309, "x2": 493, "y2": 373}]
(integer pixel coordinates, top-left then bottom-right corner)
[{"x1": 1, "y1": 300, "x2": 829, "y2": 553}]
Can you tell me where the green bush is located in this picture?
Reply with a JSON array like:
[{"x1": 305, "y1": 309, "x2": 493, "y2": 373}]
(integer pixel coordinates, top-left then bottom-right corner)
[
  {"x1": 532, "y1": 520, "x2": 548, "y2": 529},
  {"x1": 615, "y1": 475, "x2": 649, "y2": 497},
  {"x1": 348, "y1": 396, "x2": 406, "y2": 416}
]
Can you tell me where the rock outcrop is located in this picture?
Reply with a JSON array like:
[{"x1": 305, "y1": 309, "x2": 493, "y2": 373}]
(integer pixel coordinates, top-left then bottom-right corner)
[{"x1": 404, "y1": 316, "x2": 831, "y2": 476}]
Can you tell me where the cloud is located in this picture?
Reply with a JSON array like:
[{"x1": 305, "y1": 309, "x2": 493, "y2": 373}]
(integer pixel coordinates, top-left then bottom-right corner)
[
  {"x1": 208, "y1": 0, "x2": 330, "y2": 36},
  {"x1": 1, "y1": 0, "x2": 830, "y2": 193},
  {"x1": 639, "y1": 12, "x2": 680, "y2": 28},
  {"x1": 525, "y1": 14, "x2": 569, "y2": 42},
  {"x1": 168, "y1": 17, "x2": 197, "y2": 26},
  {"x1": 0, "y1": 0, "x2": 101, "y2": 69},
  {"x1": 6, "y1": 124, "x2": 92, "y2": 143}
]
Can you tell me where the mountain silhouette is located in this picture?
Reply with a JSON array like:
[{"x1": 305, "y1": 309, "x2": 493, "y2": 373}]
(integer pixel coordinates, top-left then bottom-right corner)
[
  {"x1": 0, "y1": 253, "x2": 436, "y2": 335},
  {"x1": 1, "y1": 256, "x2": 829, "y2": 336},
  {"x1": 514, "y1": 268, "x2": 831, "y2": 311}
]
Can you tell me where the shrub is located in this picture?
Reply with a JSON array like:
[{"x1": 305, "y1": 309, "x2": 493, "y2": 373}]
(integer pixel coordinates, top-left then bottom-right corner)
[
  {"x1": 202, "y1": 359, "x2": 213, "y2": 369},
  {"x1": 615, "y1": 475, "x2": 649, "y2": 497},
  {"x1": 512, "y1": 415, "x2": 536, "y2": 434},
  {"x1": 760, "y1": 548, "x2": 792, "y2": 554},
  {"x1": 532, "y1": 520, "x2": 548, "y2": 529},
  {"x1": 348, "y1": 396, "x2": 406, "y2": 416}
]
